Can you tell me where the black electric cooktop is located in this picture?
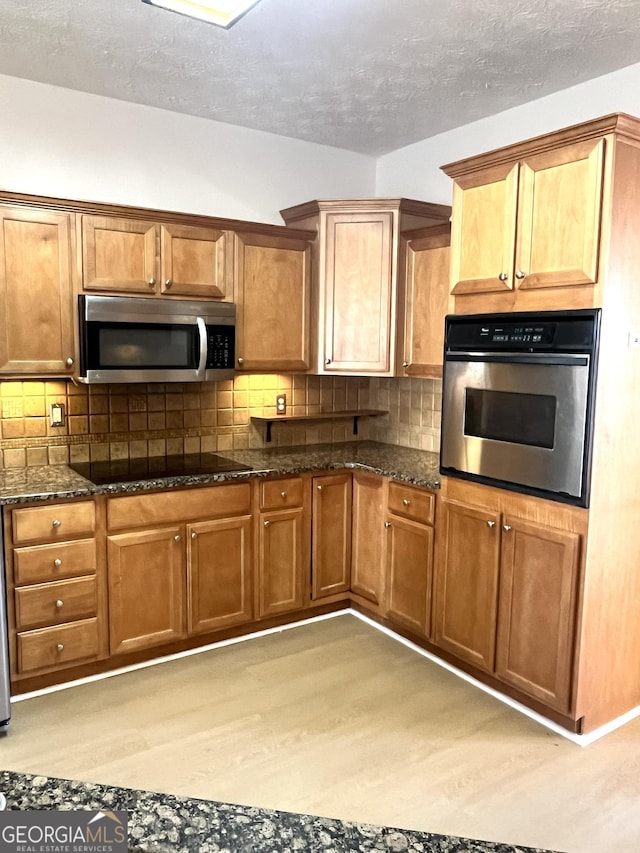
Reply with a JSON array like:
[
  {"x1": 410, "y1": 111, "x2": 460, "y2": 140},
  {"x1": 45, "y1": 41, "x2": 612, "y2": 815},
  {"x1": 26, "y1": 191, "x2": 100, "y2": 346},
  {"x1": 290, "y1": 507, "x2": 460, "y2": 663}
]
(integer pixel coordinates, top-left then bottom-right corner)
[{"x1": 70, "y1": 453, "x2": 253, "y2": 485}]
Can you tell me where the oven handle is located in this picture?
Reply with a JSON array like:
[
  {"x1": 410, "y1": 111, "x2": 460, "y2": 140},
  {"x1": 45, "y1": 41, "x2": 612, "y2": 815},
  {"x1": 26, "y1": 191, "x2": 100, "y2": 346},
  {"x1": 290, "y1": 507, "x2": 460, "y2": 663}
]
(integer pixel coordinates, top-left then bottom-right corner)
[{"x1": 445, "y1": 352, "x2": 590, "y2": 367}]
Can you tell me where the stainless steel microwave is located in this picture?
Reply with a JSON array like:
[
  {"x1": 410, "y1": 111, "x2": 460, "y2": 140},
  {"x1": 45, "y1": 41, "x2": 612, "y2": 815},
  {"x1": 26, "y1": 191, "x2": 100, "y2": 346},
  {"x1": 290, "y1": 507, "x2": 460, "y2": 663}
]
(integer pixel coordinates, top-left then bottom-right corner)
[{"x1": 78, "y1": 295, "x2": 236, "y2": 383}]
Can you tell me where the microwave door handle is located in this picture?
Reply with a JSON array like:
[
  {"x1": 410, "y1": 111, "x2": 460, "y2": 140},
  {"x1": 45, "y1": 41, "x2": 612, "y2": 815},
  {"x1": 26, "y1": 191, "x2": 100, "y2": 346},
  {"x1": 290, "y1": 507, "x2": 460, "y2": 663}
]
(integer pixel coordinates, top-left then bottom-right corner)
[{"x1": 196, "y1": 317, "x2": 208, "y2": 379}]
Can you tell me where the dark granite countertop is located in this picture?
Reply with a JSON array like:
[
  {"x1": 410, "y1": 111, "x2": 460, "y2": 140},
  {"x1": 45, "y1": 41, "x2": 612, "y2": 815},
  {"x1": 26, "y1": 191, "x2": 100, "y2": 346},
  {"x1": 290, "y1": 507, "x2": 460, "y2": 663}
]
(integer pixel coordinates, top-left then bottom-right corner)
[
  {"x1": 0, "y1": 441, "x2": 441, "y2": 504},
  {"x1": 0, "y1": 770, "x2": 561, "y2": 853}
]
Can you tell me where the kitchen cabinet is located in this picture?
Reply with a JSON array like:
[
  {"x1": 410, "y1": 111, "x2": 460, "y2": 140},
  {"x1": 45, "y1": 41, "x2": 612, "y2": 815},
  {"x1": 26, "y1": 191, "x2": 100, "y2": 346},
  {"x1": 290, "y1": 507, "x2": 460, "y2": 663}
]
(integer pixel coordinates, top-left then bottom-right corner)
[
  {"x1": 398, "y1": 223, "x2": 451, "y2": 377},
  {"x1": 106, "y1": 483, "x2": 252, "y2": 654},
  {"x1": 234, "y1": 230, "x2": 312, "y2": 371},
  {"x1": 280, "y1": 199, "x2": 450, "y2": 375},
  {"x1": 0, "y1": 204, "x2": 76, "y2": 376},
  {"x1": 443, "y1": 130, "x2": 605, "y2": 312},
  {"x1": 384, "y1": 481, "x2": 435, "y2": 637},
  {"x1": 257, "y1": 477, "x2": 307, "y2": 617},
  {"x1": 350, "y1": 472, "x2": 385, "y2": 607},
  {"x1": 311, "y1": 473, "x2": 352, "y2": 599},
  {"x1": 4, "y1": 499, "x2": 107, "y2": 681},
  {"x1": 80, "y1": 214, "x2": 234, "y2": 300},
  {"x1": 434, "y1": 485, "x2": 582, "y2": 714}
]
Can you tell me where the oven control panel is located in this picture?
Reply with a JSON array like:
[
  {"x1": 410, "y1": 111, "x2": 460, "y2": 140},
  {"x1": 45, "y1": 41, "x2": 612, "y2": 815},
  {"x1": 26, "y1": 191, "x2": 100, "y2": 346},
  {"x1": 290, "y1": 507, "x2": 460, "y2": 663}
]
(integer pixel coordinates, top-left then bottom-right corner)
[
  {"x1": 445, "y1": 310, "x2": 599, "y2": 352},
  {"x1": 480, "y1": 323, "x2": 554, "y2": 345}
]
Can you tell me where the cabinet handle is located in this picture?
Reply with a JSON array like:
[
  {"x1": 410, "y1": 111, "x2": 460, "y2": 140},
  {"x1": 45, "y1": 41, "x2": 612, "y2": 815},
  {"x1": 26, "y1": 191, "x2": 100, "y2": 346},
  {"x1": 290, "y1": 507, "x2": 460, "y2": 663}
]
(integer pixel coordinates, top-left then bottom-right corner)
[
  {"x1": 56, "y1": 643, "x2": 64, "y2": 652},
  {"x1": 52, "y1": 519, "x2": 61, "y2": 528},
  {"x1": 384, "y1": 521, "x2": 392, "y2": 528},
  {"x1": 165, "y1": 278, "x2": 172, "y2": 288},
  {"x1": 402, "y1": 361, "x2": 409, "y2": 368},
  {"x1": 264, "y1": 520, "x2": 270, "y2": 527},
  {"x1": 515, "y1": 270, "x2": 526, "y2": 280},
  {"x1": 174, "y1": 534, "x2": 181, "y2": 542},
  {"x1": 487, "y1": 520, "x2": 496, "y2": 528},
  {"x1": 191, "y1": 532, "x2": 197, "y2": 539},
  {"x1": 403, "y1": 499, "x2": 410, "y2": 506},
  {"x1": 237, "y1": 357, "x2": 244, "y2": 365},
  {"x1": 498, "y1": 272, "x2": 508, "y2": 282},
  {"x1": 65, "y1": 357, "x2": 74, "y2": 367},
  {"x1": 503, "y1": 524, "x2": 512, "y2": 532},
  {"x1": 55, "y1": 599, "x2": 64, "y2": 609},
  {"x1": 317, "y1": 484, "x2": 323, "y2": 491},
  {"x1": 325, "y1": 358, "x2": 332, "y2": 365},
  {"x1": 280, "y1": 491, "x2": 287, "y2": 498},
  {"x1": 148, "y1": 277, "x2": 156, "y2": 286},
  {"x1": 54, "y1": 558, "x2": 62, "y2": 568}
]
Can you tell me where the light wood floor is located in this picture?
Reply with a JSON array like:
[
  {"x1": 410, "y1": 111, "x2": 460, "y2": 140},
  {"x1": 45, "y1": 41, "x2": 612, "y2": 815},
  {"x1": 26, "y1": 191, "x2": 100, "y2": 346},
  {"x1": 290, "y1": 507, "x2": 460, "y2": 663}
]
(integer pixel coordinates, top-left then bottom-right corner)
[{"x1": 3, "y1": 614, "x2": 640, "y2": 853}]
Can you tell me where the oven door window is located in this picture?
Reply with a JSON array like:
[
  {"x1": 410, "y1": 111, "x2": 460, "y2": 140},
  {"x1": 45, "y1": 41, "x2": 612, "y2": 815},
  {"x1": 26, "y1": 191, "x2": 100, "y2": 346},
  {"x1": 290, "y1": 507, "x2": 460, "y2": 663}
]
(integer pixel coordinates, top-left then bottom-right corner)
[
  {"x1": 86, "y1": 322, "x2": 198, "y2": 369},
  {"x1": 464, "y1": 389, "x2": 556, "y2": 449}
]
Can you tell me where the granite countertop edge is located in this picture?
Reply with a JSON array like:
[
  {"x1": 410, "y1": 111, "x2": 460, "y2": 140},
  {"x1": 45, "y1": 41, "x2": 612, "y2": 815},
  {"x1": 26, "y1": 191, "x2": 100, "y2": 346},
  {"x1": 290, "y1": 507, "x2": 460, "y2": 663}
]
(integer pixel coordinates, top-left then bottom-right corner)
[{"x1": 0, "y1": 441, "x2": 441, "y2": 505}]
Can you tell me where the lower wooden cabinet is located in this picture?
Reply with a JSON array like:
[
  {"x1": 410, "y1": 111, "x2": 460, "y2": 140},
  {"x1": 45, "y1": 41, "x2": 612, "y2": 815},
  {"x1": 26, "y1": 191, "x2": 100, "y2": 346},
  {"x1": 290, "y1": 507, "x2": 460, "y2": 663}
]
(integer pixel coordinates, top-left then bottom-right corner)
[
  {"x1": 311, "y1": 473, "x2": 352, "y2": 599},
  {"x1": 258, "y1": 508, "x2": 305, "y2": 616},
  {"x1": 350, "y1": 472, "x2": 385, "y2": 606}
]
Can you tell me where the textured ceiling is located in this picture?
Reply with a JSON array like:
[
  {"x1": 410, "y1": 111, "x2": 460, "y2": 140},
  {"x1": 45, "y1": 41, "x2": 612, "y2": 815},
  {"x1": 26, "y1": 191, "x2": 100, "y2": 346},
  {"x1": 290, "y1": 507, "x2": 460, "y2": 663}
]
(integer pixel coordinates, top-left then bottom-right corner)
[{"x1": 1, "y1": 0, "x2": 640, "y2": 156}]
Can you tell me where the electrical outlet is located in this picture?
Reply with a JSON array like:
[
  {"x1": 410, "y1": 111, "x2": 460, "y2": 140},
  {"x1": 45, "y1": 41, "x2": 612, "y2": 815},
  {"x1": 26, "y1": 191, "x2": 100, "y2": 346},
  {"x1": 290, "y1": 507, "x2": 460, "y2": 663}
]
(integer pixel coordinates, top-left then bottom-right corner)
[
  {"x1": 629, "y1": 331, "x2": 640, "y2": 348},
  {"x1": 276, "y1": 393, "x2": 287, "y2": 415},
  {"x1": 49, "y1": 403, "x2": 66, "y2": 427}
]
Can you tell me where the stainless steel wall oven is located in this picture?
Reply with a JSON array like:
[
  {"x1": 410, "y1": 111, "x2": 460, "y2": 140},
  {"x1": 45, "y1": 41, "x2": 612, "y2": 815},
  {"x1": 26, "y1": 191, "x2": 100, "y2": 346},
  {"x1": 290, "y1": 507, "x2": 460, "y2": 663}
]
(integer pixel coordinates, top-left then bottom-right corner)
[{"x1": 440, "y1": 309, "x2": 601, "y2": 507}]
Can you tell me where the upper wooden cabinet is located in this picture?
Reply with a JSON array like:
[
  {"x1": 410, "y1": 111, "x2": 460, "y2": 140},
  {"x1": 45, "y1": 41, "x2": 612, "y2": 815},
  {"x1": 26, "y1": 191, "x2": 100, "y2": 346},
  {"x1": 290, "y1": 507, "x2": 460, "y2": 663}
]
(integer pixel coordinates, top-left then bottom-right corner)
[
  {"x1": 0, "y1": 205, "x2": 76, "y2": 377},
  {"x1": 281, "y1": 199, "x2": 450, "y2": 376},
  {"x1": 398, "y1": 223, "x2": 451, "y2": 377},
  {"x1": 80, "y1": 215, "x2": 234, "y2": 300},
  {"x1": 234, "y1": 230, "x2": 312, "y2": 371}
]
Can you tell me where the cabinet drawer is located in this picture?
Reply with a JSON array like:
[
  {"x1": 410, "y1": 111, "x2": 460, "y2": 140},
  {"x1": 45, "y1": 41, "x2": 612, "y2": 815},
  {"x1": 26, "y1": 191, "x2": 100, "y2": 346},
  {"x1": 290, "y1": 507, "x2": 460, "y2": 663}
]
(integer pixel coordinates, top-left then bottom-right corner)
[
  {"x1": 387, "y1": 481, "x2": 435, "y2": 525},
  {"x1": 12, "y1": 501, "x2": 96, "y2": 545},
  {"x1": 17, "y1": 618, "x2": 100, "y2": 673},
  {"x1": 13, "y1": 539, "x2": 97, "y2": 585},
  {"x1": 15, "y1": 576, "x2": 98, "y2": 631},
  {"x1": 260, "y1": 477, "x2": 304, "y2": 509},
  {"x1": 107, "y1": 482, "x2": 251, "y2": 530}
]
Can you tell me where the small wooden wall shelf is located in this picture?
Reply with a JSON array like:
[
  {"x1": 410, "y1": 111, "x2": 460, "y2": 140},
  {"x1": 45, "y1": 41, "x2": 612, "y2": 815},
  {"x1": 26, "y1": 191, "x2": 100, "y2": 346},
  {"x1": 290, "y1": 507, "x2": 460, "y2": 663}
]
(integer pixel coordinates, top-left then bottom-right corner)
[{"x1": 251, "y1": 410, "x2": 388, "y2": 443}]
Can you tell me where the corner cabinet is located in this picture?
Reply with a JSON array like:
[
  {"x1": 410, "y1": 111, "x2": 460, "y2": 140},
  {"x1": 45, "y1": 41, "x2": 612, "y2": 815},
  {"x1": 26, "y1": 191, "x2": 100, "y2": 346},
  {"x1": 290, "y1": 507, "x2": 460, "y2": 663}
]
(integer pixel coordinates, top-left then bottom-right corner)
[
  {"x1": 280, "y1": 198, "x2": 450, "y2": 375},
  {"x1": 311, "y1": 472, "x2": 352, "y2": 599},
  {"x1": 0, "y1": 204, "x2": 76, "y2": 377}
]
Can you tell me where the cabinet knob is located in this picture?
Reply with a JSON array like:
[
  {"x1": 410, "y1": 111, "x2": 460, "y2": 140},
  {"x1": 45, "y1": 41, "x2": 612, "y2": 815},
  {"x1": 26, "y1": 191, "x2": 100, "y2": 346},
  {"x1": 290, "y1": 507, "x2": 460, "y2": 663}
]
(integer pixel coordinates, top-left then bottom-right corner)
[
  {"x1": 165, "y1": 278, "x2": 172, "y2": 288},
  {"x1": 403, "y1": 499, "x2": 410, "y2": 506},
  {"x1": 65, "y1": 357, "x2": 74, "y2": 367},
  {"x1": 53, "y1": 558, "x2": 62, "y2": 568},
  {"x1": 174, "y1": 534, "x2": 181, "y2": 542},
  {"x1": 55, "y1": 599, "x2": 64, "y2": 609},
  {"x1": 498, "y1": 272, "x2": 509, "y2": 282},
  {"x1": 237, "y1": 357, "x2": 244, "y2": 365},
  {"x1": 503, "y1": 524, "x2": 512, "y2": 532},
  {"x1": 264, "y1": 520, "x2": 270, "y2": 527},
  {"x1": 384, "y1": 521, "x2": 392, "y2": 528},
  {"x1": 325, "y1": 358, "x2": 332, "y2": 365},
  {"x1": 487, "y1": 520, "x2": 496, "y2": 528},
  {"x1": 280, "y1": 491, "x2": 287, "y2": 498},
  {"x1": 191, "y1": 532, "x2": 197, "y2": 539},
  {"x1": 56, "y1": 643, "x2": 64, "y2": 652},
  {"x1": 317, "y1": 484, "x2": 323, "y2": 491},
  {"x1": 148, "y1": 277, "x2": 156, "y2": 286},
  {"x1": 52, "y1": 519, "x2": 61, "y2": 528},
  {"x1": 402, "y1": 361, "x2": 409, "y2": 368},
  {"x1": 515, "y1": 270, "x2": 526, "y2": 280}
]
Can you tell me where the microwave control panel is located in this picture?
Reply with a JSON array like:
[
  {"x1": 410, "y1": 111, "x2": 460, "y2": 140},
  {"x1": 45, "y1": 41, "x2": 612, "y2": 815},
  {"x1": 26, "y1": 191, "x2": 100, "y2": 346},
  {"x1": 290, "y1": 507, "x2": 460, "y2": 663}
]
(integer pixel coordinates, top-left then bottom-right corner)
[{"x1": 205, "y1": 326, "x2": 235, "y2": 369}]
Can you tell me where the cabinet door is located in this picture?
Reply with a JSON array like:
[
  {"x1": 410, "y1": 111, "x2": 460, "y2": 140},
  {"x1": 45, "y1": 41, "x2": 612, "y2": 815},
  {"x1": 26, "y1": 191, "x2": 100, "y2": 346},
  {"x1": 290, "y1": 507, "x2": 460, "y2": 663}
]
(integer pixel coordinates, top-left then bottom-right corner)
[
  {"x1": 187, "y1": 516, "x2": 253, "y2": 635},
  {"x1": 401, "y1": 225, "x2": 450, "y2": 377},
  {"x1": 323, "y1": 211, "x2": 394, "y2": 374},
  {"x1": 496, "y1": 517, "x2": 580, "y2": 712},
  {"x1": 449, "y1": 163, "x2": 519, "y2": 295},
  {"x1": 81, "y1": 215, "x2": 158, "y2": 294},
  {"x1": 107, "y1": 527, "x2": 185, "y2": 655},
  {"x1": 235, "y1": 231, "x2": 311, "y2": 371},
  {"x1": 258, "y1": 508, "x2": 304, "y2": 617},
  {"x1": 350, "y1": 472, "x2": 385, "y2": 606},
  {"x1": 516, "y1": 139, "x2": 604, "y2": 290},
  {"x1": 384, "y1": 514, "x2": 434, "y2": 636},
  {"x1": 0, "y1": 206, "x2": 75, "y2": 375},
  {"x1": 433, "y1": 499, "x2": 501, "y2": 671},
  {"x1": 160, "y1": 224, "x2": 233, "y2": 300},
  {"x1": 311, "y1": 473, "x2": 352, "y2": 599}
]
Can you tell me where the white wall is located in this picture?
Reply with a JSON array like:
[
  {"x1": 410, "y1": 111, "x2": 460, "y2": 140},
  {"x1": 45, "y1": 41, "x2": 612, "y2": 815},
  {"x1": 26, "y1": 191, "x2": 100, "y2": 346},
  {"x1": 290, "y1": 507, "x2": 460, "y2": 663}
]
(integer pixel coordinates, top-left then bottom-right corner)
[
  {"x1": 0, "y1": 74, "x2": 376, "y2": 225},
  {"x1": 376, "y1": 61, "x2": 640, "y2": 205}
]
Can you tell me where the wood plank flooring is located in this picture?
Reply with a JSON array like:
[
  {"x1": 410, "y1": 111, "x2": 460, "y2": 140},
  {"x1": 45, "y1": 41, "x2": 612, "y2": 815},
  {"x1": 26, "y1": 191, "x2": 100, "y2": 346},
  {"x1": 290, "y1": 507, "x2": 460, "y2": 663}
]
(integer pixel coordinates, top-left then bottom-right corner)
[{"x1": 3, "y1": 613, "x2": 640, "y2": 853}]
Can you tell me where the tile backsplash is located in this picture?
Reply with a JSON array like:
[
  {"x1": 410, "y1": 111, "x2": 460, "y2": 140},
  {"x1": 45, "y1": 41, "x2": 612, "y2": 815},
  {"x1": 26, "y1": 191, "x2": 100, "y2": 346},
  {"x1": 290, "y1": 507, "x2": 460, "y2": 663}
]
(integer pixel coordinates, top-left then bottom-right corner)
[{"x1": 0, "y1": 374, "x2": 441, "y2": 468}]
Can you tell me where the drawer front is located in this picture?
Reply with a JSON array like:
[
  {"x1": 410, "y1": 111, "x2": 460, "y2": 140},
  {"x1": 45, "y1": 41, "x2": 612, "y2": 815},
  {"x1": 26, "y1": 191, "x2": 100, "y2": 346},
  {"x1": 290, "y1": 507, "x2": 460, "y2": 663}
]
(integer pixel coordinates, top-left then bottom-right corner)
[
  {"x1": 387, "y1": 481, "x2": 435, "y2": 525},
  {"x1": 14, "y1": 539, "x2": 97, "y2": 585},
  {"x1": 260, "y1": 477, "x2": 304, "y2": 510},
  {"x1": 17, "y1": 618, "x2": 100, "y2": 674},
  {"x1": 12, "y1": 501, "x2": 96, "y2": 545},
  {"x1": 15, "y1": 576, "x2": 98, "y2": 630},
  {"x1": 107, "y1": 482, "x2": 251, "y2": 530}
]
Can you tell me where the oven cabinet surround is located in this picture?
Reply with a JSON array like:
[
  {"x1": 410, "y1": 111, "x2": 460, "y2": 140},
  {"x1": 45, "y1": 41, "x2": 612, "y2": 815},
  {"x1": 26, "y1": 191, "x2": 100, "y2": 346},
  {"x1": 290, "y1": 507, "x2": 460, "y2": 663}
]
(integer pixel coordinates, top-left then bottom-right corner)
[
  {"x1": 433, "y1": 478, "x2": 583, "y2": 715},
  {"x1": 3, "y1": 498, "x2": 108, "y2": 685},
  {"x1": 398, "y1": 223, "x2": 451, "y2": 378},
  {"x1": 280, "y1": 198, "x2": 451, "y2": 376},
  {"x1": 0, "y1": 203, "x2": 77, "y2": 377},
  {"x1": 106, "y1": 483, "x2": 253, "y2": 654},
  {"x1": 234, "y1": 230, "x2": 312, "y2": 372},
  {"x1": 79, "y1": 214, "x2": 235, "y2": 301}
]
